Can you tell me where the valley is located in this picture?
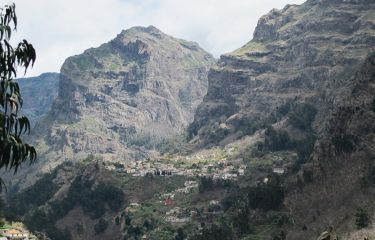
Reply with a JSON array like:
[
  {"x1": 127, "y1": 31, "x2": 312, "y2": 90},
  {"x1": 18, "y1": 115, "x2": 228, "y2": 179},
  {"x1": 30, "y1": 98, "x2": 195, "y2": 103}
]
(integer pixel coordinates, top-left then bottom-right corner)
[{"x1": 1, "y1": 0, "x2": 374, "y2": 239}]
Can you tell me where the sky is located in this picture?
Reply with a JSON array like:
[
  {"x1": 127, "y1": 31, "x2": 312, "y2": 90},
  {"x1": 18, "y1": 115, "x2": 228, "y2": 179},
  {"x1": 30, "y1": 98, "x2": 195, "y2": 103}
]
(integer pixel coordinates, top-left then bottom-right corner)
[{"x1": 9, "y1": 0, "x2": 305, "y2": 77}]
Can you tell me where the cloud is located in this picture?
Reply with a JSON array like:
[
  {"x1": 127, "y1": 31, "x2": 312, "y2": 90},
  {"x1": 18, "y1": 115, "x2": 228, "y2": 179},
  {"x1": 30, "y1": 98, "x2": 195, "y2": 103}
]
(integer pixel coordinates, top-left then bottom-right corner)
[{"x1": 9, "y1": 0, "x2": 305, "y2": 77}]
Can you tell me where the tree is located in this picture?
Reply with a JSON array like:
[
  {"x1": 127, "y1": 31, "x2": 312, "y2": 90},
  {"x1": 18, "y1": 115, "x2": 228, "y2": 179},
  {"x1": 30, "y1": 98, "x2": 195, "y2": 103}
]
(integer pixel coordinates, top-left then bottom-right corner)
[
  {"x1": 0, "y1": 3, "x2": 36, "y2": 189},
  {"x1": 175, "y1": 228, "x2": 186, "y2": 240},
  {"x1": 355, "y1": 208, "x2": 370, "y2": 229},
  {"x1": 94, "y1": 218, "x2": 108, "y2": 234}
]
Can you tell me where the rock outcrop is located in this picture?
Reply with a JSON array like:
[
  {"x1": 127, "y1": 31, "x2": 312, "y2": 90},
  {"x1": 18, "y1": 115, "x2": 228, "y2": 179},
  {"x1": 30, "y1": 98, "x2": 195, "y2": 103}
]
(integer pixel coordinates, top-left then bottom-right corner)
[
  {"x1": 17, "y1": 73, "x2": 59, "y2": 126},
  {"x1": 32, "y1": 26, "x2": 214, "y2": 165},
  {"x1": 188, "y1": 0, "x2": 374, "y2": 239},
  {"x1": 189, "y1": 0, "x2": 374, "y2": 144}
]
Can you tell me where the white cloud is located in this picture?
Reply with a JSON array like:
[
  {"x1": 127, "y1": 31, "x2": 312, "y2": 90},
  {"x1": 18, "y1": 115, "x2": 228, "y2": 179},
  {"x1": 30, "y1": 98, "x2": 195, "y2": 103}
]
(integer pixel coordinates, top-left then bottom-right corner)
[{"x1": 9, "y1": 0, "x2": 305, "y2": 77}]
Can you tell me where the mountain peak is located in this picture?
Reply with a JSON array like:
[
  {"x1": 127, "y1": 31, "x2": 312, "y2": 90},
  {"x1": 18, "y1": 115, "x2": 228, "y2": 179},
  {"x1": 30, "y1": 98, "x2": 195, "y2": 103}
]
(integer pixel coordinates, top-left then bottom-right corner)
[
  {"x1": 118, "y1": 25, "x2": 165, "y2": 39},
  {"x1": 37, "y1": 24, "x2": 215, "y2": 163}
]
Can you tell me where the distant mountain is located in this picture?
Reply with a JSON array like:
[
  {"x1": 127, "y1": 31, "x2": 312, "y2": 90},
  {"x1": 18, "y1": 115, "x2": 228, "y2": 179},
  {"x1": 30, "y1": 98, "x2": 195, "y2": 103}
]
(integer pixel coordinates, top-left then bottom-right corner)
[
  {"x1": 28, "y1": 26, "x2": 215, "y2": 171},
  {"x1": 17, "y1": 72, "x2": 59, "y2": 126}
]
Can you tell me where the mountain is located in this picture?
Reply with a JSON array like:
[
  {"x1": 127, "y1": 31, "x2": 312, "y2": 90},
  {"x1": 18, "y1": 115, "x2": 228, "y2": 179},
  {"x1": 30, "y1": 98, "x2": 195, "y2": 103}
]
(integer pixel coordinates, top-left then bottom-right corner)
[
  {"x1": 17, "y1": 72, "x2": 59, "y2": 126},
  {"x1": 187, "y1": 0, "x2": 375, "y2": 238},
  {"x1": 189, "y1": 0, "x2": 374, "y2": 144},
  {"x1": 31, "y1": 26, "x2": 215, "y2": 167},
  {"x1": 3, "y1": 1, "x2": 375, "y2": 240}
]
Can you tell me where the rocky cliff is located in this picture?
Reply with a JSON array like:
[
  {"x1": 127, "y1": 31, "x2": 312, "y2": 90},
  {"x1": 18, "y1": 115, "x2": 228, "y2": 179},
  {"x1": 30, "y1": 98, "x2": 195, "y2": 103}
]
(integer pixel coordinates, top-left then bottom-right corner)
[
  {"x1": 33, "y1": 26, "x2": 215, "y2": 164},
  {"x1": 188, "y1": 0, "x2": 375, "y2": 239},
  {"x1": 17, "y1": 72, "x2": 59, "y2": 126},
  {"x1": 189, "y1": 0, "x2": 374, "y2": 144}
]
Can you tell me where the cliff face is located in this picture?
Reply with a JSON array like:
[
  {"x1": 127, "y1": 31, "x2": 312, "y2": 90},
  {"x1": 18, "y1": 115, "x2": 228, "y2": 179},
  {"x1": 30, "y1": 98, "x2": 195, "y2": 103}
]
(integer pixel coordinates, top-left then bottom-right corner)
[
  {"x1": 17, "y1": 73, "x2": 59, "y2": 126},
  {"x1": 188, "y1": 0, "x2": 374, "y2": 238},
  {"x1": 34, "y1": 26, "x2": 215, "y2": 163},
  {"x1": 286, "y1": 50, "x2": 375, "y2": 240},
  {"x1": 190, "y1": 0, "x2": 374, "y2": 143}
]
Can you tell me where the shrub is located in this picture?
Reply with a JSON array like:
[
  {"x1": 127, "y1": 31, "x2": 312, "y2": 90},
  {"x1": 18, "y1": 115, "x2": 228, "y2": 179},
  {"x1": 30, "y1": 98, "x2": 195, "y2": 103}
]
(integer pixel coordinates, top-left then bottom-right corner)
[
  {"x1": 247, "y1": 175, "x2": 285, "y2": 211},
  {"x1": 127, "y1": 225, "x2": 142, "y2": 237},
  {"x1": 360, "y1": 166, "x2": 375, "y2": 188},
  {"x1": 264, "y1": 126, "x2": 293, "y2": 151},
  {"x1": 115, "y1": 216, "x2": 120, "y2": 225},
  {"x1": 200, "y1": 123, "x2": 230, "y2": 143},
  {"x1": 232, "y1": 208, "x2": 255, "y2": 235},
  {"x1": 199, "y1": 177, "x2": 214, "y2": 193},
  {"x1": 332, "y1": 134, "x2": 355, "y2": 154},
  {"x1": 143, "y1": 218, "x2": 155, "y2": 230},
  {"x1": 198, "y1": 177, "x2": 233, "y2": 193},
  {"x1": 191, "y1": 222, "x2": 233, "y2": 240},
  {"x1": 272, "y1": 231, "x2": 287, "y2": 240},
  {"x1": 94, "y1": 218, "x2": 108, "y2": 234},
  {"x1": 125, "y1": 215, "x2": 132, "y2": 225},
  {"x1": 175, "y1": 228, "x2": 187, "y2": 240},
  {"x1": 355, "y1": 208, "x2": 370, "y2": 229},
  {"x1": 239, "y1": 118, "x2": 267, "y2": 136},
  {"x1": 302, "y1": 169, "x2": 314, "y2": 183},
  {"x1": 288, "y1": 103, "x2": 317, "y2": 131},
  {"x1": 187, "y1": 122, "x2": 199, "y2": 140},
  {"x1": 294, "y1": 136, "x2": 316, "y2": 164}
]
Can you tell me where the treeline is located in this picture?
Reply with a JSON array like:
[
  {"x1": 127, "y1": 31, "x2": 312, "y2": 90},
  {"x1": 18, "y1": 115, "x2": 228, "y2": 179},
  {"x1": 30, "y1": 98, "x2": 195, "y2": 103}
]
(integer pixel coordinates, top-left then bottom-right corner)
[
  {"x1": 198, "y1": 177, "x2": 233, "y2": 193},
  {"x1": 51, "y1": 175, "x2": 124, "y2": 219},
  {"x1": 245, "y1": 102, "x2": 318, "y2": 172},
  {"x1": 192, "y1": 174, "x2": 286, "y2": 240},
  {"x1": 5, "y1": 170, "x2": 59, "y2": 220},
  {"x1": 240, "y1": 101, "x2": 317, "y2": 137},
  {"x1": 5, "y1": 165, "x2": 124, "y2": 239},
  {"x1": 189, "y1": 101, "x2": 318, "y2": 145}
]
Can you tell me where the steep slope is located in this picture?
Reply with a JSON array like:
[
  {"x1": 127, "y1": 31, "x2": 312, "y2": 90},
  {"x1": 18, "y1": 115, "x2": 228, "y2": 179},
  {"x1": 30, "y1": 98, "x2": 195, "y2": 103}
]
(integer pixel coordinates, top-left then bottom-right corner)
[
  {"x1": 189, "y1": 0, "x2": 374, "y2": 144},
  {"x1": 17, "y1": 72, "x2": 59, "y2": 126},
  {"x1": 32, "y1": 26, "x2": 215, "y2": 166},
  {"x1": 187, "y1": 0, "x2": 375, "y2": 239},
  {"x1": 285, "y1": 51, "x2": 375, "y2": 239},
  {"x1": 5, "y1": 162, "x2": 125, "y2": 240}
]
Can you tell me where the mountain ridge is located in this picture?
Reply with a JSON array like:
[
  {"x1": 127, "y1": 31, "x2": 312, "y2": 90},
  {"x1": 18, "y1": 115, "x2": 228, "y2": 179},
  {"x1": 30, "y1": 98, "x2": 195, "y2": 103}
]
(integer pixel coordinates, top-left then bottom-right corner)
[{"x1": 3, "y1": 1, "x2": 375, "y2": 239}]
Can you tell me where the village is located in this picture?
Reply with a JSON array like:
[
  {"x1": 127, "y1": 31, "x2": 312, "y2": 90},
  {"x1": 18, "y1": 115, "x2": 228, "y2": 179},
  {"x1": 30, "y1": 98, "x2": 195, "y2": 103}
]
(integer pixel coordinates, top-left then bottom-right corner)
[
  {"x1": 0, "y1": 223, "x2": 37, "y2": 240},
  {"x1": 104, "y1": 146, "x2": 288, "y2": 228},
  {"x1": 104, "y1": 147, "x2": 247, "y2": 181}
]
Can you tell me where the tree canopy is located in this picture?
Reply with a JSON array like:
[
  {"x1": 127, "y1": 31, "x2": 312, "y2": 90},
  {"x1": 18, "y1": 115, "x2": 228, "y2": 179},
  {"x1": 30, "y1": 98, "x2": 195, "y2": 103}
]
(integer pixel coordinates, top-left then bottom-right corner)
[{"x1": 0, "y1": 3, "x2": 36, "y2": 188}]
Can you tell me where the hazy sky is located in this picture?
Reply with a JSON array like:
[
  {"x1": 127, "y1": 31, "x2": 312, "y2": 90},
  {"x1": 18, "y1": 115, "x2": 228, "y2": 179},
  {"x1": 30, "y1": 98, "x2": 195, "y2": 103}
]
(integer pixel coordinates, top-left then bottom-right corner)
[{"x1": 9, "y1": 0, "x2": 305, "y2": 77}]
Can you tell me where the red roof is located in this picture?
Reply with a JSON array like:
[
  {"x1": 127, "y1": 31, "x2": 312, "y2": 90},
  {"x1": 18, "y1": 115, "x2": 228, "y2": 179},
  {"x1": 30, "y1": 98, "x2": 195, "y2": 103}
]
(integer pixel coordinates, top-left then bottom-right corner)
[{"x1": 164, "y1": 197, "x2": 175, "y2": 206}]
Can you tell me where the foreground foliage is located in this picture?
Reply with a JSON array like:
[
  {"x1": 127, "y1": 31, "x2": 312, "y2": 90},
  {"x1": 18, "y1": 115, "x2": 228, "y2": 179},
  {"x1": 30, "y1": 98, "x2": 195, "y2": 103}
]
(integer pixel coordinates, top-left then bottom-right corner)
[{"x1": 0, "y1": 3, "x2": 37, "y2": 187}]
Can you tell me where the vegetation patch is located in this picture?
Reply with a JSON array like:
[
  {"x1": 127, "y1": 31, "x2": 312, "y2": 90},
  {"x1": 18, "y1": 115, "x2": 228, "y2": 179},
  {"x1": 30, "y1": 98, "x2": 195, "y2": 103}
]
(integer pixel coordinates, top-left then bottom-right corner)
[
  {"x1": 231, "y1": 41, "x2": 267, "y2": 57},
  {"x1": 51, "y1": 176, "x2": 124, "y2": 219},
  {"x1": 5, "y1": 171, "x2": 59, "y2": 220},
  {"x1": 198, "y1": 177, "x2": 233, "y2": 193},
  {"x1": 72, "y1": 54, "x2": 98, "y2": 71},
  {"x1": 288, "y1": 103, "x2": 317, "y2": 131},
  {"x1": 355, "y1": 208, "x2": 371, "y2": 229}
]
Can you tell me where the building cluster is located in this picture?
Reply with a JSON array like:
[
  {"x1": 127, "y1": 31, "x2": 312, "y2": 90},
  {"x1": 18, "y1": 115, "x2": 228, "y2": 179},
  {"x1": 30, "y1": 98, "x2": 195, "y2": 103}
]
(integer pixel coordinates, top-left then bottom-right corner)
[
  {"x1": 0, "y1": 228, "x2": 29, "y2": 240},
  {"x1": 105, "y1": 158, "x2": 247, "y2": 181},
  {"x1": 165, "y1": 207, "x2": 190, "y2": 224}
]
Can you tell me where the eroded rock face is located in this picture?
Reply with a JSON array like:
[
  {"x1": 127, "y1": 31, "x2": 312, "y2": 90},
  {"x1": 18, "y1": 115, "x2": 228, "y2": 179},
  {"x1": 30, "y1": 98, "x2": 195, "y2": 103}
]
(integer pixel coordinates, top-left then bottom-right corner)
[
  {"x1": 188, "y1": 0, "x2": 374, "y2": 238},
  {"x1": 190, "y1": 0, "x2": 374, "y2": 143},
  {"x1": 34, "y1": 26, "x2": 215, "y2": 163},
  {"x1": 17, "y1": 73, "x2": 59, "y2": 126}
]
